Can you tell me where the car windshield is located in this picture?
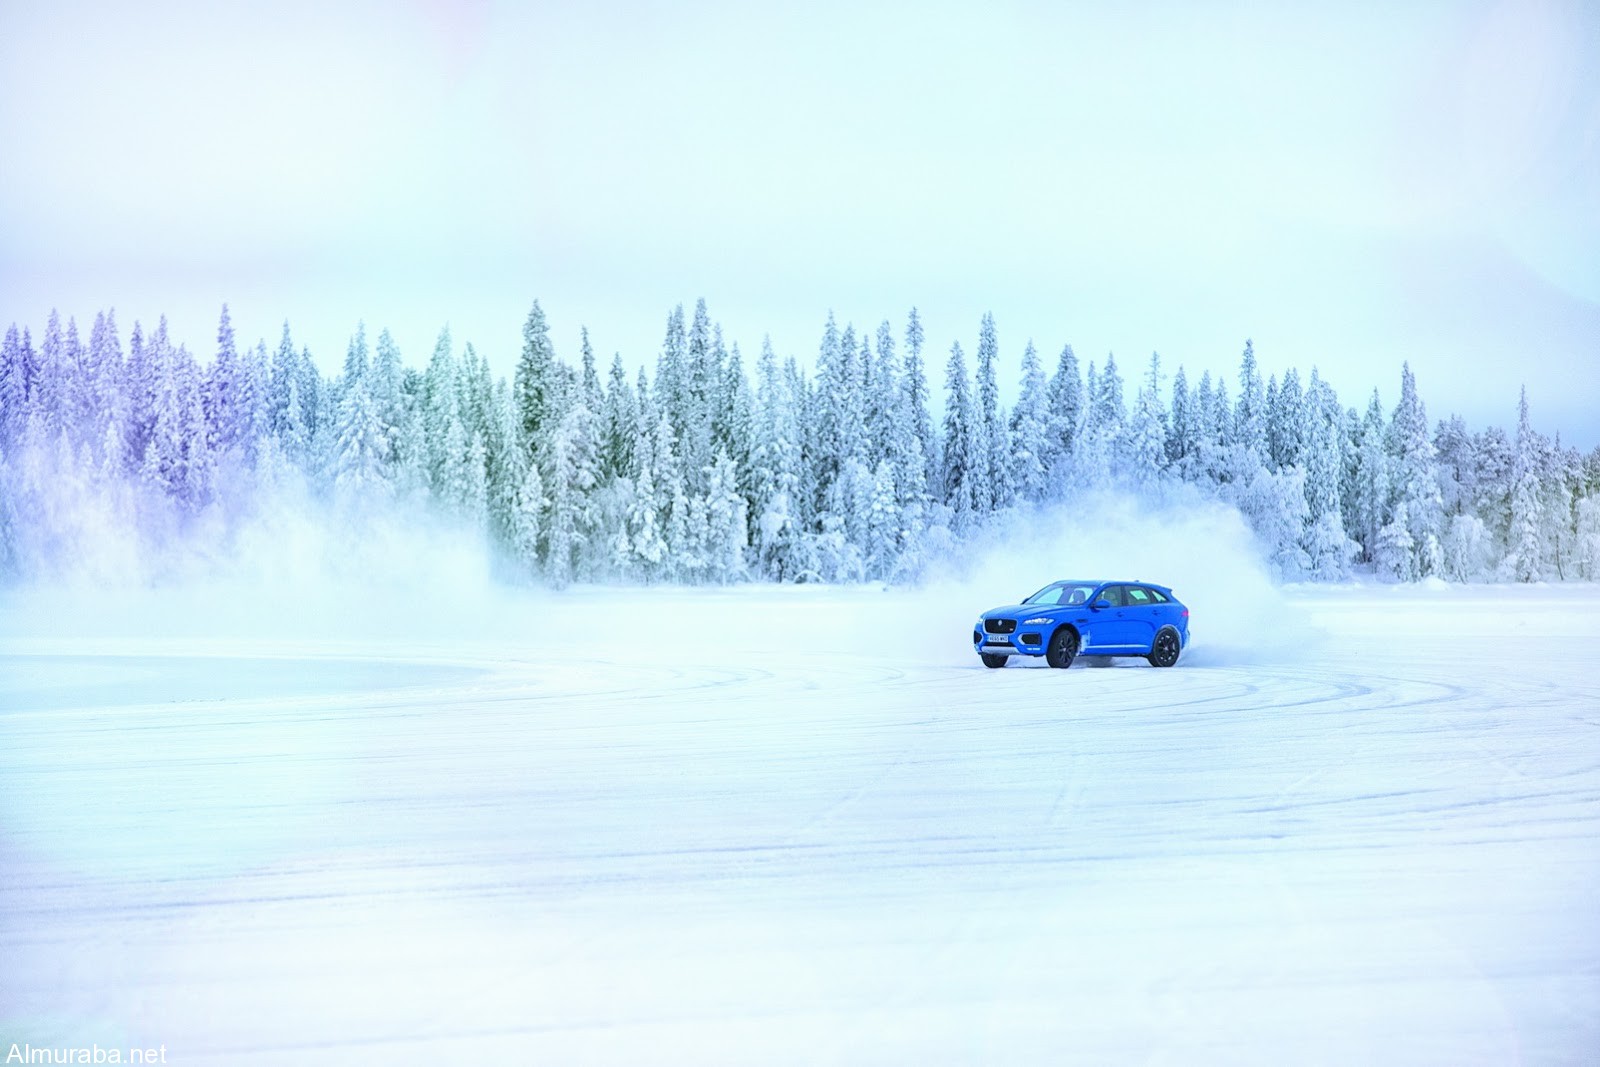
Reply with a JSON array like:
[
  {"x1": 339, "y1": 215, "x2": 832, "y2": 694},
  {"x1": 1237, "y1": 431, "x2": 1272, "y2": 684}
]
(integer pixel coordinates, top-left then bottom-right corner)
[{"x1": 1024, "y1": 582, "x2": 1097, "y2": 606}]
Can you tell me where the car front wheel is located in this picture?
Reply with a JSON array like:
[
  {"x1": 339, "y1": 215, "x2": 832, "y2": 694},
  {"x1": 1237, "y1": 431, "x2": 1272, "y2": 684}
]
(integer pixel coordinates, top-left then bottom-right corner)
[
  {"x1": 1045, "y1": 628, "x2": 1078, "y2": 669},
  {"x1": 980, "y1": 653, "x2": 1009, "y2": 669},
  {"x1": 1147, "y1": 628, "x2": 1181, "y2": 668}
]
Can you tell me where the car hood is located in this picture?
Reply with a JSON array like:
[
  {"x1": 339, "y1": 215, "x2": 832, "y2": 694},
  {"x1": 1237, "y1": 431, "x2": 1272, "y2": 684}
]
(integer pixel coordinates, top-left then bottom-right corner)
[{"x1": 984, "y1": 604, "x2": 1059, "y2": 619}]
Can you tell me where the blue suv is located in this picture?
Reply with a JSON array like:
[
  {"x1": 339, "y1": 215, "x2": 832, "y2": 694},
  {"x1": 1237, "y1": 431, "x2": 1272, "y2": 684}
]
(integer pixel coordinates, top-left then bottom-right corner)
[{"x1": 974, "y1": 580, "x2": 1189, "y2": 669}]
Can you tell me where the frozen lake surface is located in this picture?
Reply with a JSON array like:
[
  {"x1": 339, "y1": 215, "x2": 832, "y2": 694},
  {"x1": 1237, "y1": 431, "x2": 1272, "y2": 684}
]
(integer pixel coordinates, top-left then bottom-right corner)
[{"x1": 2, "y1": 582, "x2": 1598, "y2": 1064}]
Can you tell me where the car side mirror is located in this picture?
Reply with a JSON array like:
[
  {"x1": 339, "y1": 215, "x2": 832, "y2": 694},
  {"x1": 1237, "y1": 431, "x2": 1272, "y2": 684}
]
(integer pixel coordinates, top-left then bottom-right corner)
[{"x1": 1092, "y1": 599, "x2": 1112, "y2": 611}]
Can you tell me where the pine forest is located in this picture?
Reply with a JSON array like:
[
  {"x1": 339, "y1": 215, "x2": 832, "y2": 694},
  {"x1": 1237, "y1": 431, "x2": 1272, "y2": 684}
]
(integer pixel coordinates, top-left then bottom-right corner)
[{"x1": 2, "y1": 300, "x2": 1598, "y2": 587}]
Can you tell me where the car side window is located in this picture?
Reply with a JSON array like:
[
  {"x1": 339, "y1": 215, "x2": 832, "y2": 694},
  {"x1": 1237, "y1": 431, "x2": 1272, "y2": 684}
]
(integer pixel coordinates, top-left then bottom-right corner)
[
  {"x1": 1125, "y1": 586, "x2": 1150, "y2": 606},
  {"x1": 1098, "y1": 586, "x2": 1124, "y2": 607},
  {"x1": 1143, "y1": 587, "x2": 1169, "y2": 604}
]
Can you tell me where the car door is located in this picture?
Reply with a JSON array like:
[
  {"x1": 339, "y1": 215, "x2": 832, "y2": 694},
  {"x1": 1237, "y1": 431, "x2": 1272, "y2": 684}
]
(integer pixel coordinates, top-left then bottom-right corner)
[
  {"x1": 1085, "y1": 584, "x2": 1138, "y2": 650},
  {"x1": 1121, "y1": 585, "x2": 1161, "y2": 651}
]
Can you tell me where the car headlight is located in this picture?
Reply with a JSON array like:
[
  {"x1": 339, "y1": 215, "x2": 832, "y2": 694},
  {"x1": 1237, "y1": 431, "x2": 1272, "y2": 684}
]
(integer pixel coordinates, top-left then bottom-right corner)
[{"x1": 1023, "y1": 616, "x2": 1052, "y2": 625}]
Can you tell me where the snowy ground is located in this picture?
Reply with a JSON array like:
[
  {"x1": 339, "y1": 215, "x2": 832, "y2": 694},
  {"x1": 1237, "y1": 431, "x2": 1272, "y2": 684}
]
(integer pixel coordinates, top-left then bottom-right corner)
[{"x1": 2, "y1": 580, "x2": 1598, "y2": 1065}]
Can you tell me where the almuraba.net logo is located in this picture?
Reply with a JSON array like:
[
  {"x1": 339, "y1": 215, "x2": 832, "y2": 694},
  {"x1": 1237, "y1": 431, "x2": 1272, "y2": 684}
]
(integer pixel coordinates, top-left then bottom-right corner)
[{"x1": 6, "y1": 1046, "x2": 167, "y2": 1064}]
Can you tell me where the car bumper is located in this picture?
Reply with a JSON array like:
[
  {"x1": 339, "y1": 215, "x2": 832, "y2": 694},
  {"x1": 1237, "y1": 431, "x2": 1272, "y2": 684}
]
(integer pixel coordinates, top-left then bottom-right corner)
[{"x1": 972, "y1": 629, "x2": 1047, "y2": 657}]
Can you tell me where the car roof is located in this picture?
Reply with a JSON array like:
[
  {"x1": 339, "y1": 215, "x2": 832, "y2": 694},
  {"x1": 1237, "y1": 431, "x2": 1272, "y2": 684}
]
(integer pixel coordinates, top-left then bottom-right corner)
[{"x1": 1050, "y1": 579, "x2": 1175, "y2": 593}]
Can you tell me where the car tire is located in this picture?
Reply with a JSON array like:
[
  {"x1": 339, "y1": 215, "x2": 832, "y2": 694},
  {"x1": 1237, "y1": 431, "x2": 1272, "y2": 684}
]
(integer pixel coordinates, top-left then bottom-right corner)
[
  {"x1": 1147, "y1": 627, "x2": 1181, "y2": 668},
  {"x1": 980, "y1": 653, "x2": 1009, "y2": 669},
  {"x1": 1045, "y1": 627, "x2": 1078, "y2": 669}
]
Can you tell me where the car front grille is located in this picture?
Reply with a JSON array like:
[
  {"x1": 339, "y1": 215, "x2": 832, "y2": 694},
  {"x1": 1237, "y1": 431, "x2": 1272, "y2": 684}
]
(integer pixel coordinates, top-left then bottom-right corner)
[{"x1": 984, "y1": 618, "x2": 1016, "y2": 634}]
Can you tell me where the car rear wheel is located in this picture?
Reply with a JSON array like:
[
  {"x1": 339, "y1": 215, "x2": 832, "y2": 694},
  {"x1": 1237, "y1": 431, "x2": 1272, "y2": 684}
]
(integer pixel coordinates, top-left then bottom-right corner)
[
  {"x1": 1045, "y1": 628, "x2": 1078, "y2": 669},
  {"x1": 980, "y1": 653, "x2": 1009, "y2": 669},
  {"x1": 1147, "y1": 627, "x2": 1181, "y2": 667}
]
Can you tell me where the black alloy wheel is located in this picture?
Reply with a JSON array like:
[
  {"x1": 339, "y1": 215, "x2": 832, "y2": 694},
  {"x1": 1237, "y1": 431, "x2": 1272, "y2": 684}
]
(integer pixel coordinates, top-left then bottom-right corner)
[
  {"x1": 1147, "y1": 628, "x2": 1181, "y2": 668},
  {"x1": 1046, "y1": 628, "x2": 1078, "y2": 669}
]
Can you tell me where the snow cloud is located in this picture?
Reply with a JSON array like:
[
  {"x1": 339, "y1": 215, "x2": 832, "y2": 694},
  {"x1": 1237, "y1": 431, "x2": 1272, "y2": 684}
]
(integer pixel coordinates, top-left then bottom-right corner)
[{"x1": 913, "y1": 490, "x2": 1315, "y2": 666}]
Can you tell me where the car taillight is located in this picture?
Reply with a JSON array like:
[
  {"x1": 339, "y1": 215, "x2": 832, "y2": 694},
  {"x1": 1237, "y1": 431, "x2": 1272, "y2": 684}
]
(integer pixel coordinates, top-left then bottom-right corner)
[{"x1": 1182, "y1": 609, "x2": 1189, "y2": 618}]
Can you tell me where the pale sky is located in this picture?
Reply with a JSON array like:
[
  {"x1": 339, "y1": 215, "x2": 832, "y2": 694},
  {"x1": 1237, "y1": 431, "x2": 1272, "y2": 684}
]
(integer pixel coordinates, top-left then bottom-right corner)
[{"x1": 2, "y1": 0, "x2": 1597, "y2": 443}]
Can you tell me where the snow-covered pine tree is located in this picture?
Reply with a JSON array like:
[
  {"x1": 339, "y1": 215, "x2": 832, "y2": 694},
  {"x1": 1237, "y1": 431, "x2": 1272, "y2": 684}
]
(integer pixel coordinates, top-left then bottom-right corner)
[
  {"x1": 1374, "y1": 500, "x2": 1416, "y2": 582},
  {"x1": 371, "y1": 328, "x2": 404, "y2": 434},
  {"x1": 1263, "y1": 374, "x2": 1279, "y2": 465},
  {"x1": 975, "y1": 312, "x2": 1010, "y2": 509},
  {"x1": 753, "y1": 340, "x2": 811, "y2": 580},
  {"x1": 1232, "y1": 339, "x2": 1266, "y2": 461},
  {"x1": 1574, "y1": 493, "x2": 1600, "y2": 580},
  {"x1": 342, "y1": 320, "x2": 370, "y2": 386},
  {"x1": 1471, "y1": 424, "x2": 1514, "y2": 556},
  {"x1": 1301, "y1": 370, "x2": 1355, "y2": 579},
  {"x1": 483, "y1": 383, "x2": 526, "y2": 552},
  {"x1": 332, "y1": 372, "x2": 391, "y2": 503},
  {"x1": 867, "y1": 321, "x2": 897, "y2": 469},
  {"x1": 1241, "y1": 464, "x2": 1311, "y2": 580},
  {"x1": 661, "y1": 468, "x2": 697, "y2": 582},
  {"x1": 865, "y1": 457, "x2": 899, "y2": 580},
  {"x1": 90, "y1": 317, "x2": 132, "y2": 479},
  {"x1": 1433, "y1": 415, "x2": 1476, "y2": 521},
  {"x1": 1166, "y1": 365, "x2": 1195, "y2": 473},
  {"x1": 387, "y1": 373, "x2": 430, "y2": 502},
  {"x1": 1074, "y1": 355, "x2": 1125, "y2": 489},
  {"x1": 704, "y1": 448, "x2": 749, "y2": 583},
  {"x1": 1096, "y1": 353, "x2": 1126, "y2": 447},
  {"x1": 600, "y1": 353, "x2": 638, "y2": 484},
  {"x1": 1269, "y1": 367, "x2": 1305, "y2": 471},
  {"x1": 422, "y1": 327, "x2": 459, "y2": 494},
  {"x1": 835, "y1": 319, "x2": 870, "y2": 480},
  {"x1": 296, "y1": 343, "x2": 327, "y2": 462},
  {"x1": 622, "y1": 387, "x2": 664, "y2": 580},
  {"x1": 656, "y1": 409, "x2": 694, "y2": 581},
  {"x1": 10, "y1": 326, "x2": 38, "y2": 443},
  {"x1": 715, "y1": 340, "x2": 755, "y2": 518},
  {"x1": 240, "y1": 340, "x2": 272, "y2": 458},
  {"x1": 680, "y1": 299, "x2": 717, "y2": 493},
  {"x1": 83, "y1": 311, "x2": 126, "y2": 461},
  {"x1": 1046, "y1": 344, "x2": 1083, "y2": 481},
  {"x1": 266, "y1": 322, "x2": 302, "y2": 455},
  {"x1": 941, "y1": 341, "x2": 980, "y2": 532},
  {"x1": 59, "y1": 313, "x2": 100, "y2": 450},
  {"x1": 1189, "y1": 369, "x2": 1217, "y2": 485},
  {"x1": 204, "y1": 305, "x2": 243, "y2": 457},
  {"x1": 31, "y1": 310, "x2": 64, "y2": 440},
  {"x1": 141, "y1": 342, "x2": 214, "y2": 509},
  {"x1": 1388, "y1": 363, "x2": 1443, "y2": 577},
  {"x1": 902, "y1": 308, "x2": 939, "y2": 503},
  {"x1": 826, "y1": 449, "x2": 872, "y2": 576},
  {"x1": 654, "y1": 304, "x2": 687, "y2": 444},
  {"x1": 1441, "y1": 512, "x2": 1495, "y2": 582},
  {"x1": 1008, "y1": 340, "x2": 1050, "y2": 503},
  {"x1": 1348, "y1": 391, "x2": 1389, "y2": 564},
  {"x1": 1539, "y1": 434, "x2": 1579, "y2": 580},
  {"x1": 545, "y1": 416, "x2": 577, "y2": 588},
  {"x1": 1126, "y1": 352, "x2": 1168, "y2": 484},
  {"x1": 0, "y1": 325, "x2": 25, "y2": 450},
  {"x1": 507, "y1": 452, "x2": 546, "y2": 577},
  {"x1": 457, "y1": 343, "x2": 496, "y2": 450},
  {"x1": 552, "y1": 389, "x2": 601, "y2": 581},
  {"x1": 513, "y1": 301, "x2": 558, "y2": 450},
  {"x1": 884, "y1": 346, "x2": 930, "y2": 536},
  {"x1": 435, "y1": 397, "x2": 473, "y2": 519}
]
